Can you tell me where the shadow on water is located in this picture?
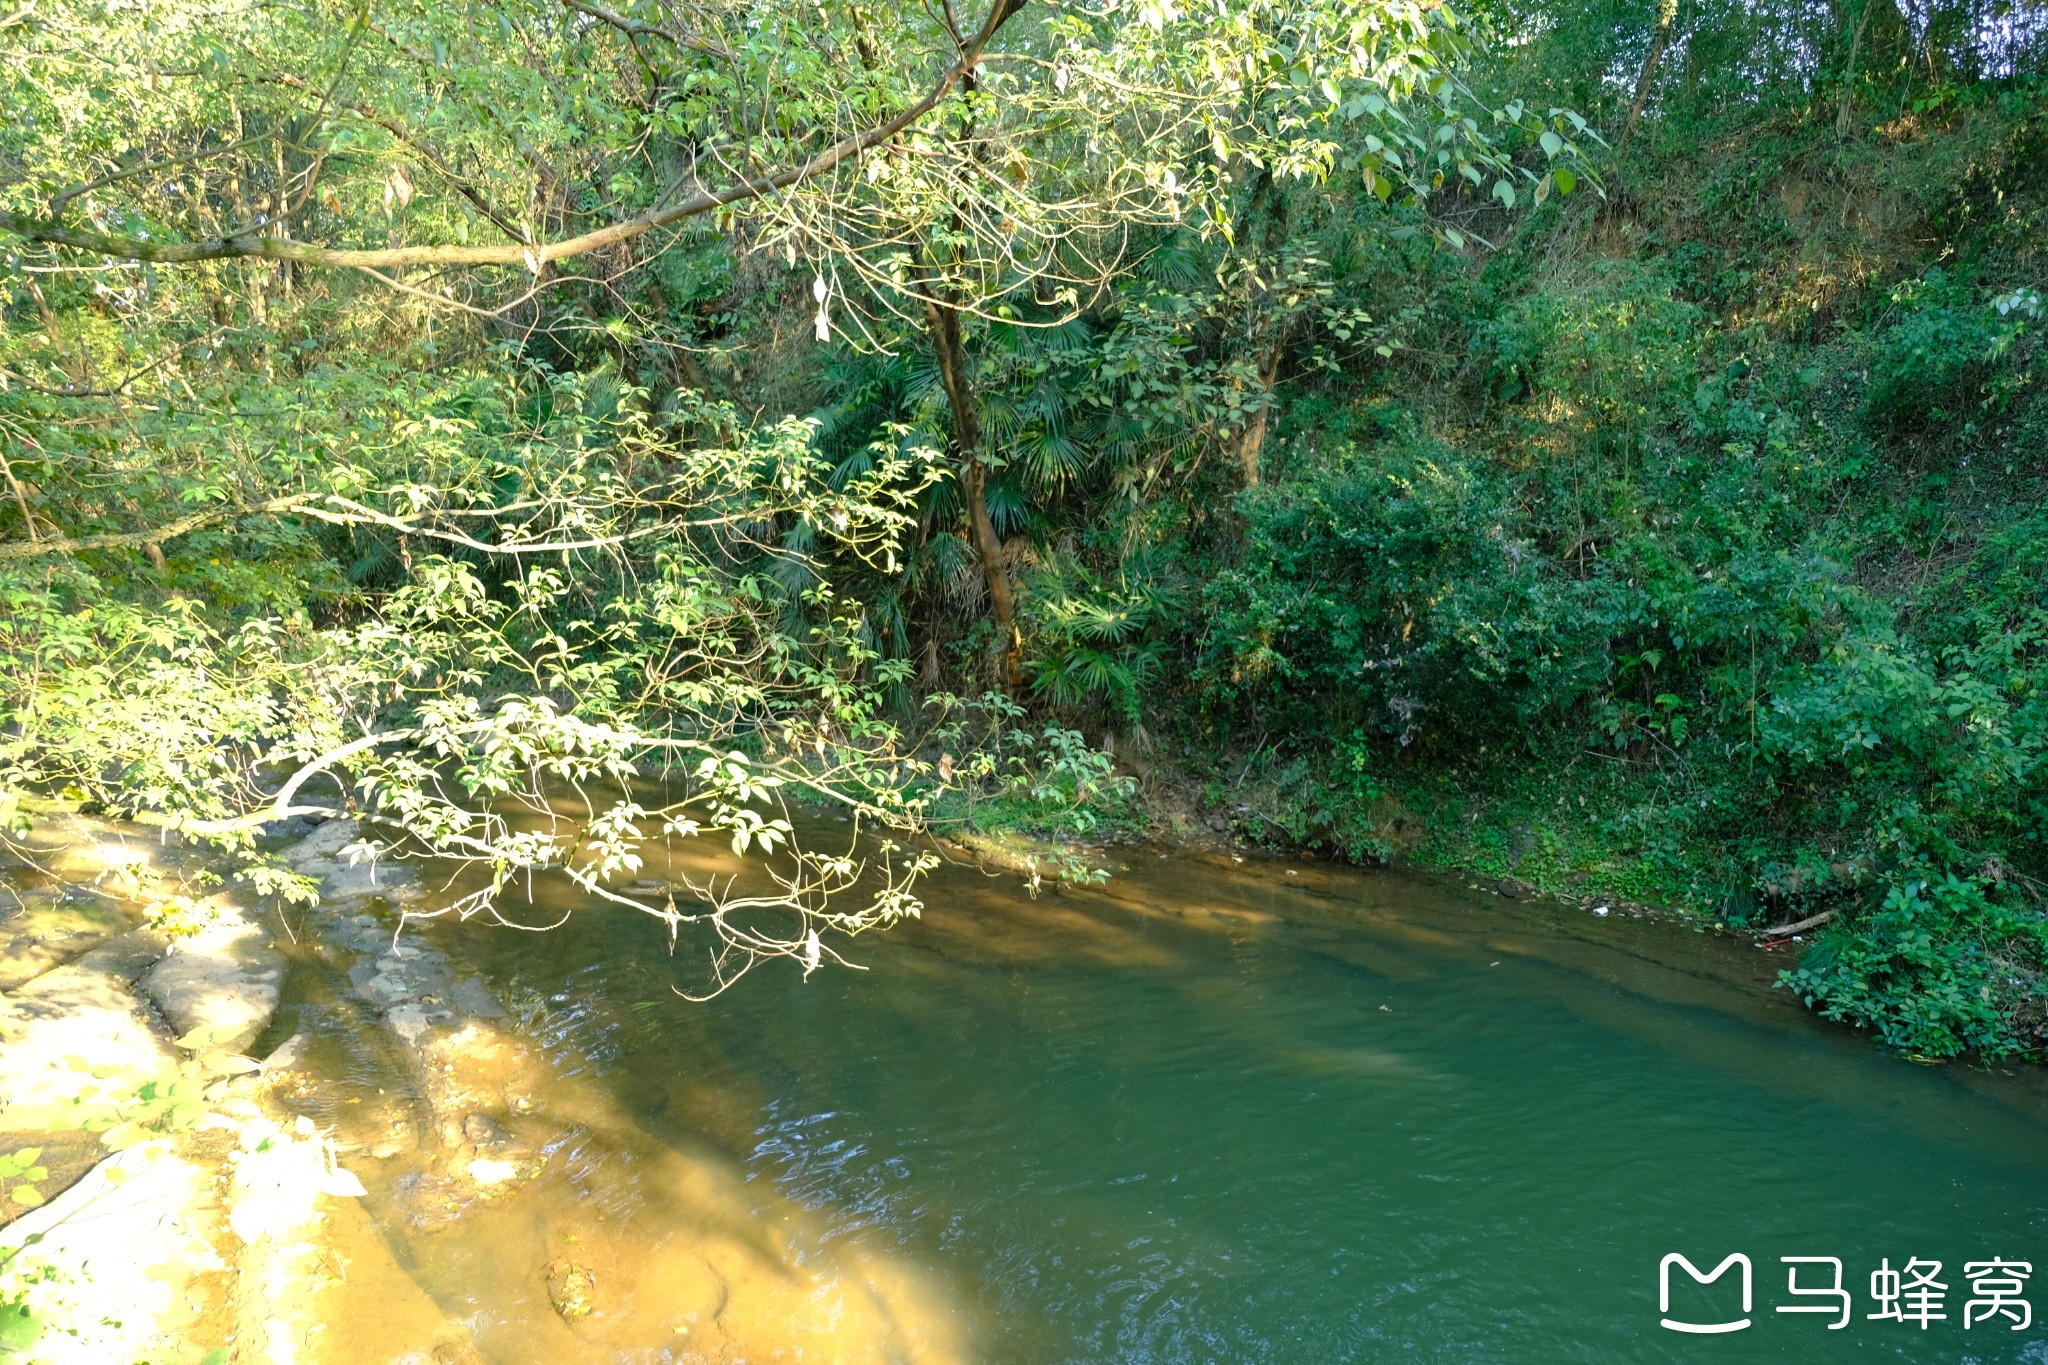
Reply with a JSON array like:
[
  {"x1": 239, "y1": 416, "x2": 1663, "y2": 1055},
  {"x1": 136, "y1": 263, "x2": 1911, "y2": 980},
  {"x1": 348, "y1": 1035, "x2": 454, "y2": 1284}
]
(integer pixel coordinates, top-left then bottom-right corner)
[{"x1": 337, "y1": 825, "x2": 2048, "y2": 1363}]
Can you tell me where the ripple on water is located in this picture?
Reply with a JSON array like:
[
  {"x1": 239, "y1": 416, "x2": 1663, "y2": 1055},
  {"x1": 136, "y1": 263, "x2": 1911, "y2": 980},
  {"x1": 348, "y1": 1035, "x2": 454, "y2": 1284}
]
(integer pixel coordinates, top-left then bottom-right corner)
[{"x1": 385, "y1": 837, "x2": 2048, "y2": 1364}]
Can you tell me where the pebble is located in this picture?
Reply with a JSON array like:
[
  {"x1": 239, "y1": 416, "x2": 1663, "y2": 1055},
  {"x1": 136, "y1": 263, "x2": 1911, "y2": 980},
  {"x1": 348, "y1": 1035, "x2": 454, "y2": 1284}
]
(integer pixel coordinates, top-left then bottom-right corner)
[{"x1": 461, "y1": 1113, "x2": 509, "y2": 1146}]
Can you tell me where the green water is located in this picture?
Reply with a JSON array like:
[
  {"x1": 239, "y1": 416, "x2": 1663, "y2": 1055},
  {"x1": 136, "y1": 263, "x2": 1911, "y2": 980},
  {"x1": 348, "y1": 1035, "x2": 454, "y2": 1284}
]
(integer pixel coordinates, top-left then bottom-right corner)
[{"x1": 421, "y1": 842, "x2": 2048, "y2": 1362}]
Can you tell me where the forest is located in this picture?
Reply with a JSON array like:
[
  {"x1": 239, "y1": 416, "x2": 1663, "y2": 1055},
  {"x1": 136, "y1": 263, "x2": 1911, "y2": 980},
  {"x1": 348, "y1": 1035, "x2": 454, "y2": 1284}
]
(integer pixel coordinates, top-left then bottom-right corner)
[{"x1": 3, "y1": 0, "x2": 2044, "y2": 1060}]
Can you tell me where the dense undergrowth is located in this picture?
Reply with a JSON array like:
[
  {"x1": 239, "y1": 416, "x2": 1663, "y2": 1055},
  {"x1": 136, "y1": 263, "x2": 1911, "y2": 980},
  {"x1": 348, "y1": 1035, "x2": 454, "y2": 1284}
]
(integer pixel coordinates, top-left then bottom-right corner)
[
  {"x1": 888, "y1": 18, "x2": 2048, "y2": 1059},
  {"x1": 1160, "y1": 100, "x2": 2048, "y2": 1058}
]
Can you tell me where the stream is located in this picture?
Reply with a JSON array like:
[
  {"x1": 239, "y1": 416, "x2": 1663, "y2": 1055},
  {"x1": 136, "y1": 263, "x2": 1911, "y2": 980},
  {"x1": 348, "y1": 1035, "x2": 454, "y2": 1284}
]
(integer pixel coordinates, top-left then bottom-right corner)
[{"x1": 279, "y1": 835, "x2": 2048, "y2": 1362}]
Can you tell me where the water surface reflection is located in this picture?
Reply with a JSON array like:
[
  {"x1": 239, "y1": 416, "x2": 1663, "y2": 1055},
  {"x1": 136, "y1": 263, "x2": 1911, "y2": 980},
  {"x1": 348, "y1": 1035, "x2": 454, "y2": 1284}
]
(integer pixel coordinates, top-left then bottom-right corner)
[{"x1": 392, "y1": 835, "x2": 2048, "y2": 1363}]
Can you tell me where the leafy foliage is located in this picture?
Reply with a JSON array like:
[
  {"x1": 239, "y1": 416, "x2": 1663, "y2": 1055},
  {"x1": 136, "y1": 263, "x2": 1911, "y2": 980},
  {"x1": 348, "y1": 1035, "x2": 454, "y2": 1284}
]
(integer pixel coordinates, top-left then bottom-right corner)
[
  {"x1": 924, "y1": 691, "x2": 1141, "y2": 843},
  {"x1": 3, "y1": 0, "x2": 2044, "y2": 1054}
]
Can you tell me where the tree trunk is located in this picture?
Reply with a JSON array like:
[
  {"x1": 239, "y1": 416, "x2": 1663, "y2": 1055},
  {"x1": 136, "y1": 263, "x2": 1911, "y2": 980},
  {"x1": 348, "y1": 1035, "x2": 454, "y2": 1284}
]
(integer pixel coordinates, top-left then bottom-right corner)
[
  {"x1": 1619, "y1": 0, "x2": 1680, "y2": 148},
  {"x1": 1223, "y1": 170, "x2": 1291, "y2": 488},
  {"x1": 923, "y1": 297, "x2": 1023, "y2": 692},
  {"x1": 1836, "y1": 0, "x2": 1874, "y2": 136},
  {"x1": 1229, "y1": 333, "x2": 1288, "y2": 488}
]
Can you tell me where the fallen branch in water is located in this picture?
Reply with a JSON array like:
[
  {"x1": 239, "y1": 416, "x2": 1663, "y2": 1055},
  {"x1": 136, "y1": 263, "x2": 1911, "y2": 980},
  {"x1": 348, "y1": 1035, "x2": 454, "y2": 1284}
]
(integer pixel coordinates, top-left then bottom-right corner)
[{"x1": 1757, "y1": 908, "x2": 1837, "y2": 940}]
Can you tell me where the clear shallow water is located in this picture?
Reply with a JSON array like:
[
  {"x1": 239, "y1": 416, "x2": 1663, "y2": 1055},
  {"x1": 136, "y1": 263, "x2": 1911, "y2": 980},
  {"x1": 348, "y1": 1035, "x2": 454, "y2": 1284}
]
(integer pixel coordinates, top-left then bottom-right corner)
[{"x1": 412, "y1": 839, "x2": 2048, "y2": 1363}]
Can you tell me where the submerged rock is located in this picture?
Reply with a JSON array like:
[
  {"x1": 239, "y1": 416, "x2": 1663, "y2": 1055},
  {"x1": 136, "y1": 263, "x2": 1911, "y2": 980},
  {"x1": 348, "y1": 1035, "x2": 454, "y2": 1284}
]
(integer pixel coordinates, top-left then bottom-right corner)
[
  {"x1": 466, "y1": 1156, "x2": 520, "y2": 1186},
  {"x1": 446, "y1": 975, "x2": 508, "y2": 1019},
  {"x1": 386, "y1": 1001, "x2": 449, "y2": 1046},
  {"x1": 461, "y1": 1112, "x2": 509, "y2": 1146},
  {"x1": 392, "y1": 1171, "x2": 473, "y2": 1232},
  {"x1": 281, "y1": 818, "x2": 421, "y2": 905},
  {"x1": 361, "y1": 968, "x2": 422, "y2": 1007},
  {"x1": 262, "y1": 1028, "x2": 313, "y2": 1072},
  {"x1": 544, "y1": 1259, "x2": 598, "y2": 1320},
  {"x1": 332, "y1": 912, "x2": 397, "y2": 953}
]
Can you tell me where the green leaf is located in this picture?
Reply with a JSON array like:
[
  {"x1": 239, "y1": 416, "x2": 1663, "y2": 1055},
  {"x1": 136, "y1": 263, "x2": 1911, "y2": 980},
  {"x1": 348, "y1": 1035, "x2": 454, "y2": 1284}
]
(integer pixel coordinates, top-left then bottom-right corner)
[
  {"x1": 0, "y1": 1302, "x2": 40, "y2": 1352},
  {"x1": 1539, "y1": 131, "x2": 1563, "y2": 158},
  {"x1": 202, "y1": 1052, "x2": 262, "y2": 1077},
  {"x1": 101, "y1": 1122, "x2": 151, "y2": 1151},
  {"x1": 1555, "y1": 168, "x2": 1577, "y2": 195},
  {"x1": 175, "y1": 1025, "x2": 235, "y2": 1050},
  {"x1": 9, "y1": 1185, "x2": 44, "y2": 1208}
]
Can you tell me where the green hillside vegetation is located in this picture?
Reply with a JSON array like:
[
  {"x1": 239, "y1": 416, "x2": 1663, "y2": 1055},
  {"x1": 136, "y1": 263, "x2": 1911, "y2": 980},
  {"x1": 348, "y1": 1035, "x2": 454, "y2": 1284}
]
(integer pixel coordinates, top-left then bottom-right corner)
[{"x1": 2, "y1": 0, "x2": 2043, "y2": 1053}]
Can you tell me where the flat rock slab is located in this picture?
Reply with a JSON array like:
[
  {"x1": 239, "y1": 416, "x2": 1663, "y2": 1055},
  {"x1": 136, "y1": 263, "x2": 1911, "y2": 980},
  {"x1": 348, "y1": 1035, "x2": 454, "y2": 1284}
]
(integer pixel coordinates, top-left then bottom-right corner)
[
  {"x1": 0, "y1": 1139, "x2": 225, "y2": 1364},
  {"x1": 141, "y1": 918, "x2": 285, "y2": 1053},
  {"x1": 0, "y1": 931, "x2": 177, "y2": 1128},
  {"x1": 5, "y1": 813, "x2": 163, "y2": 887},
  {"x1": 0, "y1": 896, "x2": 135, "y2": 991}
]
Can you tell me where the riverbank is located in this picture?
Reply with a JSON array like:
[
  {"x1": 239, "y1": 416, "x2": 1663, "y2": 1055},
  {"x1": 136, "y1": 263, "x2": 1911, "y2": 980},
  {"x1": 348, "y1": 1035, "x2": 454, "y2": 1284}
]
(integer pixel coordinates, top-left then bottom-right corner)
[
  {"x1": 949, "y1": 756, "x2": 1729, "y2": 933},
  {"x1": 0, "y1": 809, "x2": 973, "y2": 1362},
  {"x1": 0, "y1": 809, "x2": 454, "y2": 1363}
]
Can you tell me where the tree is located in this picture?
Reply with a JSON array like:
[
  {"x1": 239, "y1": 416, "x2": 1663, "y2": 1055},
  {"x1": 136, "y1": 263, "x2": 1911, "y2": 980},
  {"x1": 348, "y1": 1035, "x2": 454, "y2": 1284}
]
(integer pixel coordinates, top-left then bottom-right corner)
[
  {"x1": 5, "y1": 0, "x2": 1596, "y2": 688},
  {"x1": 0, "y1": 0, "x2": 1601, "y2": 982},
  {"x1": 736, "y1": 0, "x2": 1602, "y2": 675}
]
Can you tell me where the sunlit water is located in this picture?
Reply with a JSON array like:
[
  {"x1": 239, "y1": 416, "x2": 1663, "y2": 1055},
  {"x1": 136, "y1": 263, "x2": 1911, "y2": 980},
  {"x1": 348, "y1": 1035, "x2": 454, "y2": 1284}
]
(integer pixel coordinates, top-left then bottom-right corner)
[{"x1": 353, "y1": 837, "x2": 2048, "y2": 1362}]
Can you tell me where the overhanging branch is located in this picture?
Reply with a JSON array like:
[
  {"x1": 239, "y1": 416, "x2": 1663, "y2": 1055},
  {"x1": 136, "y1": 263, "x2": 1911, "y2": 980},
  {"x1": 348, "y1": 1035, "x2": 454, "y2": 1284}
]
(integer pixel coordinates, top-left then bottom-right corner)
[
  {"x1": 0, "y1": 0, "x2": 1026, "y2": 272},
  {"x1": 0, "y1": 495, "x2": 318, "y2": 561}
]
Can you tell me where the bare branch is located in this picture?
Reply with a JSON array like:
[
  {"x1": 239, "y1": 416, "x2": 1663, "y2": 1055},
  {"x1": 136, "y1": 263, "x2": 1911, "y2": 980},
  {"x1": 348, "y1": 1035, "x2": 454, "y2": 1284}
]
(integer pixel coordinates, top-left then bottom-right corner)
[
  {"x1": 48, "y1": 133, "x2": 276, "y2": 218},
  {"x1": 1757, "y1": 908, "x2": 1838, "y2": 940},
  {"x1": 558, "y1": 0, "x2": 730, "y2": 61}
]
